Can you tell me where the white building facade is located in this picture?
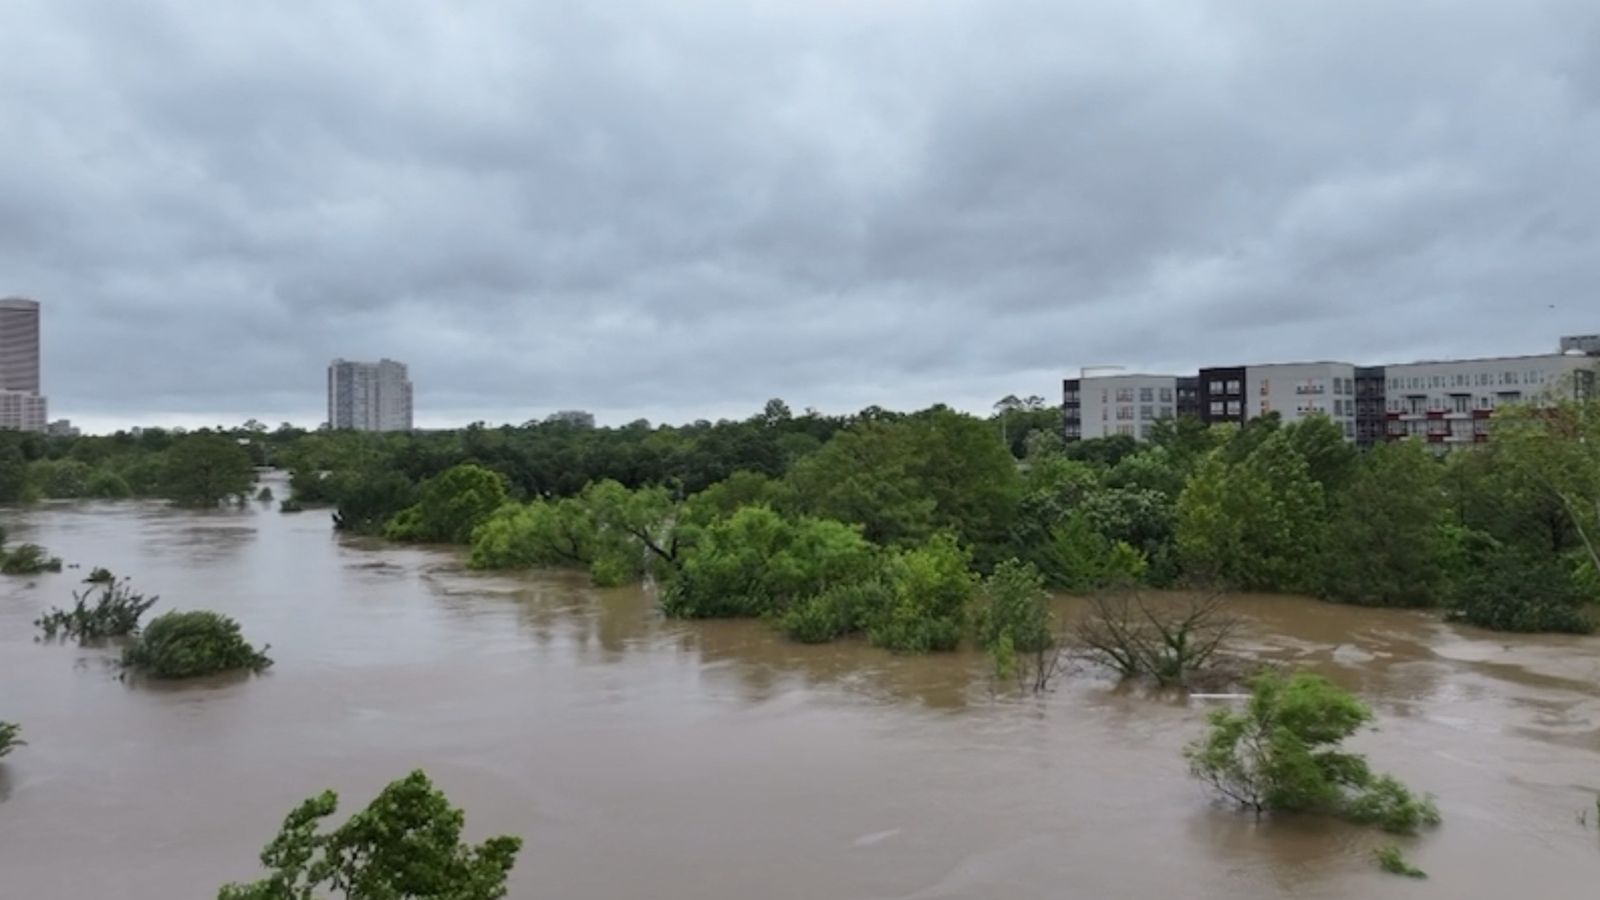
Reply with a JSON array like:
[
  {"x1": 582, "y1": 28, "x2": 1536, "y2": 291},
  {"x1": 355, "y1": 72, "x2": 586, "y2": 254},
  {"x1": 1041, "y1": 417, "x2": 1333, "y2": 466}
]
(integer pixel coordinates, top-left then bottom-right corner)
[
  {"x1": 1069, "y1": 372, "x2": 1179, "y2": 441},
  {"x1": 328, "y1": 358, "x2": 414, "y2": 432},
  {"x1": 0, "y1": 390, "x2": 47, "y2": 432},
  {"x1": 1246, "y1": 362, "x2": 1358, "y2": 439},
  {"x1": 1383, "y1": 353, "x2": 1594, "y2": 447}
]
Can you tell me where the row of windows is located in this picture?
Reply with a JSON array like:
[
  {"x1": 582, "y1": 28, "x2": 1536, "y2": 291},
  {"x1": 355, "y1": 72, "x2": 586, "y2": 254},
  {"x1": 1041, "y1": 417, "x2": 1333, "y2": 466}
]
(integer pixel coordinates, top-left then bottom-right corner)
[
  {"x1": 1110, "y1": 387, "x2": 1177, "y2": 403},
  {"x1": 1388, "y1": 370, "x2": 1551, "y2": 391},
  {"x1": 1207, "y1": 379, "x2": 1243, "y2": 395},
  {"x1": 1208, "y1": 400, "x2": 1243, "y2": 416},
  {"x1": 1108, "y1": 405, "x2": 1176, "y2": 420},
  {"x1": 1388, "y1": 391, "x2": 1522, "y2": 414}
]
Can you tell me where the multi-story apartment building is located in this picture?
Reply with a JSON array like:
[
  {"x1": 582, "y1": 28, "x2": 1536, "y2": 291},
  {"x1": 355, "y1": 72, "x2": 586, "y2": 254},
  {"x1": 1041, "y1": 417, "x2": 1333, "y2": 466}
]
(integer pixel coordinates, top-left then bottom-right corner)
[
  {"x1": 1197, "y1": 366, "x2": 1247, "y2": 427},
  {"x1": 0, "y1": 390, "x2": 47, "y2": 431},
  {"x1": 0, "y1": 297, "x2": 47, "y2": 431},
  {"x1": 1353, "y1": 366, "x2": 1387, "y2": 449},
  {"x1": 1382, "y1": 352, "x2": 1594, "y2": 447},
  {"x1": 327, "y1": 358, "x2": 414, "y2": 432},
  {"x1": 1246, "y1": 362, "x2": 1358, "y2": 439},
  {"x1": 1064, "y1": 336, "x2": 1597, "y2": 449},
  {"x1": 1063, "y1": 371, "x2": 1179, "y2": 441}
]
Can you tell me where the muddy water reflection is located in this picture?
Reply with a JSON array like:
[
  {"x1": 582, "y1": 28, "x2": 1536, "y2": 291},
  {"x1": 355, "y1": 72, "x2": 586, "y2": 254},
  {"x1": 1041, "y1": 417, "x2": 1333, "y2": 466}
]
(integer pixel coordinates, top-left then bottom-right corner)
[{"x1": 2, "y1": 494, "x2": 1598, "y2": 898}]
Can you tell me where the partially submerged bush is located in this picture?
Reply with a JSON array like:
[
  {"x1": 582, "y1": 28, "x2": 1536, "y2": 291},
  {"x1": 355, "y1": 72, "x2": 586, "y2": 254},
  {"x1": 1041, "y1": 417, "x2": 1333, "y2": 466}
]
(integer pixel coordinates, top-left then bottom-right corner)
[
  {"x1": 1374, "y1": 845, "x2": 1426, "y2": 879},
  {"x1": 35, "y1": 578, "x2": 158, "y2": 642},
  {"x1": 279, "y1": 497, "x2": 304, "y2": 513},
  {"x1": 0, "y1": 721, "x2": 21, "y2": 759},
  {"x1": 122, "y1": 610, "x2": 272, "y2": 679},
  {"x1": 0, "y1": 543, "x2": 63, "y2": 575},
  {"x1": 255, "y1": 485, "x2": 274, "y2": 502},
  {"x1": 1186, "y1": 672, "x2": 1441, "y2": 834},
  {"x1": 84, "y1": 567, "x2": 115, "y2": 584}
]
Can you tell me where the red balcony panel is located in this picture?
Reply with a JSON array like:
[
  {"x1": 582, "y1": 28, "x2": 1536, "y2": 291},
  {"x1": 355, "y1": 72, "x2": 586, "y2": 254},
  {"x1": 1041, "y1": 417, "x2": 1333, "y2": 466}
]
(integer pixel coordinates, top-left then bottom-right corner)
[{"x1": 1426, "y1": 410, "x2": 1446, "y2": 419}]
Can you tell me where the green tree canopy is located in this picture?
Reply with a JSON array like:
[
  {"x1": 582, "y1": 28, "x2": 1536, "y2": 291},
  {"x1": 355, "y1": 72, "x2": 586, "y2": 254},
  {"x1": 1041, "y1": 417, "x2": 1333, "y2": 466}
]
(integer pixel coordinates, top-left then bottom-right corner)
[
  {"x1": 218, "y1": 770, "x2": 521, "y2": 900},
  {"x1": 162, "y1": 432, "x2": 256, "y2": 507}
]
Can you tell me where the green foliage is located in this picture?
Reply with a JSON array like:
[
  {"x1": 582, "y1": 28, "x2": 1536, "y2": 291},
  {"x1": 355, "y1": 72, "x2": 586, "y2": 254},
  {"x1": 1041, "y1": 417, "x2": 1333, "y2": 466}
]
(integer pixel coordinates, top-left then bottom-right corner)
[
  {"x1": 779, "y1": 580, "x2": 893, "y2": 644},
  {"x1": 1318, "y1": 440, "x2": 1449, "y2": 607},
  {"x1": 1033, "y1": 513, "x2": 1147, "y2": 593},
  {"x1": 1346, "y1": 774, "x2": 1443, "y2": 835},
  {"x1": 28, "y1": 458, "x2": 94, "y2": 498},
  {"x1": 1186, "y1": 671, "x2": 1374, "y2": 814},
  {"x1": 122, "y1": 610, "x2": 272, "y2": 679},
  {"x1": 85, "y1": 566, "x2": 114, "y2": 584},
  {"x1": 330, "y1": 468, "x2": 417, "y2": 534},
  {"x1": 162, "y1": 432, "x2": 257, "y2": 507},
  {"x1": 1373, "y1": 845, "x2": 1427, "y2": 879},
  {"x1": 1446, "y1": 541, "x2": 1594, "y2": 633},
  {"x1": 1177, "y1": 432, "x2": 1325, "y2": 591},
  {"x1": 868, "y1": 534, "x2": 978, "y2": 653},
  {"x1": 279, "y1": 498, "x2": 304, "y2": 513},
  {"x1": 786, "y1": 409, "x2": 1020, "y2": 554},
  {"x1": 663, "y1": 506, "x2": 878, "y2": 619},
  {"x1": 0, "y1": 543, "x2": 63, "y2": 575},
  {"x1": 35, "y1": 578, "x2": 158, "y2": 642},
  {"x1": 0, "y1": 721, "x2": 21, "y2": 759},
  {"x1": 255, "y1": 485, "x2": 274, "y2": 502},
  {"x1": 83, "y1": 468, "x2": 133, "y2": 499},
  {"x1": 218, "y1": 770, "x2": 521, "y2": 900},
  {"x1": 386, "y1": 464, "x2": 509, "y2": 544},
  {"x1": 0, "y1": 443, "x2": 31, "y2": 501},
  {"x1": 1186, "y1": 672, "x2": 1441, "y2": 835},
  {"x1": 977, "y1": 560, "x2": 1059, "y2": 688}
]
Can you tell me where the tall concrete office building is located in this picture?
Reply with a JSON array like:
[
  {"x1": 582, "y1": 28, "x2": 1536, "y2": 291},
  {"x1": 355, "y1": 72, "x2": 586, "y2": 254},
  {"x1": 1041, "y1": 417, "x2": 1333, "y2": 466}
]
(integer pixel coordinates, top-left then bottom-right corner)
[
  {"x1": 0, "y1": 297, "x2": 46, "y2": 431},
  {"x1": 327, "y1": 358, "x2": 413, "y2": 432}
]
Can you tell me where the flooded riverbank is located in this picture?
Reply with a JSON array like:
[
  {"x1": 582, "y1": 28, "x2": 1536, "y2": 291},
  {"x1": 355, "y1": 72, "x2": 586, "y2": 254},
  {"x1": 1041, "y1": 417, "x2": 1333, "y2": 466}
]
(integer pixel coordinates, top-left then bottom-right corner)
[{"x1": 2, "y1": 491, "x2": 1598, "y2": 897}]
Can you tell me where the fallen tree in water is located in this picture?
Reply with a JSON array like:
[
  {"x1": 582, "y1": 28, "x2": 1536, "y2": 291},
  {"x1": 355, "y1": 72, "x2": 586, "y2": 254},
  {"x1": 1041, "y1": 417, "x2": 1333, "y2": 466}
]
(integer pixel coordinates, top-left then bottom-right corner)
[{"x1": 1073, "y1": 590, "x2": 1242, "y2": 687}]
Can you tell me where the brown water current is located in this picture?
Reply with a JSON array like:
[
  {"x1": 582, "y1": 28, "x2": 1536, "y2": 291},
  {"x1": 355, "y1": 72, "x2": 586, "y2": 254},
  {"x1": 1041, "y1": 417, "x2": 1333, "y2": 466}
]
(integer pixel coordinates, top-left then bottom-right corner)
[{"x1": 3, "y1": 482, "x2": 1599, "y2": 898}]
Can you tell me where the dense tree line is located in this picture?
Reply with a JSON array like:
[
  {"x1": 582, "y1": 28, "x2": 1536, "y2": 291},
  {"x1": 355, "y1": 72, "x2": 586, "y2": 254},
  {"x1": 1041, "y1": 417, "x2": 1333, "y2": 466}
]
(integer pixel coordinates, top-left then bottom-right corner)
[{"x1": 6, "y1": 385, "x2": 1597, "y2": 639}]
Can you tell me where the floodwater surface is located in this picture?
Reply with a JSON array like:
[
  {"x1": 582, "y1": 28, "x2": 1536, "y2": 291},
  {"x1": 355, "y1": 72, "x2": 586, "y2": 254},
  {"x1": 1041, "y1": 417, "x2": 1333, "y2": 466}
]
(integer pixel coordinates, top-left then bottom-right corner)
[{"x1": 2, "y1": 483, "x2": 1599, "y2": 898}]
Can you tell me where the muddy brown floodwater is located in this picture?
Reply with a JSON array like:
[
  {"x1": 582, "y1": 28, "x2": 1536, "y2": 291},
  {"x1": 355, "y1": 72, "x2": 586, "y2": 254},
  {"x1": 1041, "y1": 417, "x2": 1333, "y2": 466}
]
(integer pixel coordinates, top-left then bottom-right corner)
[{"x1": 3, "y1": 482, "x2": 1599, "y2": 898}]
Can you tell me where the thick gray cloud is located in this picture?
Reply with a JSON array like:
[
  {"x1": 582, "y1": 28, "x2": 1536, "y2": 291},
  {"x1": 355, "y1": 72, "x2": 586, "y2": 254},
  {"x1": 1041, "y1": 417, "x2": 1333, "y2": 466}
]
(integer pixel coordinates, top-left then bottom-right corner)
[{"x1": 4, "y1": 0, "x2": 1599, "y2": 431}]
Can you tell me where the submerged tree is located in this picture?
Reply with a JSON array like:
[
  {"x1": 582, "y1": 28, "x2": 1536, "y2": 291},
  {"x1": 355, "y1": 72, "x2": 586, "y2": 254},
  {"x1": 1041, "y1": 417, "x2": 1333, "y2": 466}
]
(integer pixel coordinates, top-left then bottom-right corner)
[
  {"x1": 1185, "y1": 671, "x2": 1441, "y2": 834},
  {"x1": 1073, "y1": 591, "x2": 1239, "y2": 687},
  {"x1": 162, "y1": 432, "x2": 256, "y2": 507},
  {"x1": 0, "y1": 721, "x2": 21, "y2": 759},
  {"x1": 977, "y1": 559, "x2": 1063, "y2": 692},
  {"x1": 122, "y1": 610, "x2": 272, "y2": 679},
  {"x1": 218, "y1": 770, "x2": 522, "y2": 900},
  {"x1": 35, "y1": 577, "x2": 158, "y2": 642}
]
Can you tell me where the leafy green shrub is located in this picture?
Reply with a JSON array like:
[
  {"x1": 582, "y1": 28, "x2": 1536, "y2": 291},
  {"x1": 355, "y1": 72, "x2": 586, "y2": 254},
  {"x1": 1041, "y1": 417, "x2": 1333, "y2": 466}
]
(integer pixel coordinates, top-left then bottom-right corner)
[
  {"x1": 84, "y1": 567, "x2": 115, "y2": 584},
  {"x1": 35, "y1": 578, "x2": 158, "y2": 642},
  {"x1": 1374, "y1": 845, "x2": 1426, "y2": 879},
  {"x1": 587, "y1": 555, "x2": 632, "y2": 587},
  {"x1": 779, "y1": 580, "x2": 892, "y2": 643},
  {"x1": 83, "y1": 469, "x2": 132, "y2": 499},
  {"x1": 977, "y1": 559, "x2": 1060, "y2": 689},
  {"x1": 1186, "y1": 672, "x2": 1441, "y2": 834},
  {"x1": 1, "y1": 543, "x2": 63, "y2": 575},
  {"x1": 218, "y1": 770, "x2": 521, "y2": 900},
  {"x1": 1346, "y1": 775, "x2": 1442, "y2": 835},
  {"x1": 255, "y1": 485, "x2": 274, "y2": 502},
  {"x1": 1447, "y1": 545, "x2": 1594, "y2": 634},
  {"x1": 122, "y1": 610, "x2": 272, "y2": 679},
  {"x1": 384, "y1": 464, "x2": 508, "y2": 544},
  {"x1": 662, "y1": 506, "x2": 877, "y2": 619},
  {"x1": 1033, "y1": 513, "x2": 1147, "y2": 592},
  {"x1": 329, "y1": 468, "x2": 416, "y2": 533},
  {"x1": 278, "y1": 497, "x2": 304, "y2": 513},
  {"x1": 868, "y1": 534, "x2": 978, "y2": 653},
  {"x1": 0, "y1": 721, "x2": 21, "y2": 759}
]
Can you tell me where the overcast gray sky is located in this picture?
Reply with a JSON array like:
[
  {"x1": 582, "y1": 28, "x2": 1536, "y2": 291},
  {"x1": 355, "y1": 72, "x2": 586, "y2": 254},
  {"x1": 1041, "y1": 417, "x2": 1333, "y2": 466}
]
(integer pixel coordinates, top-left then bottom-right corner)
[{"x1": 4, "y1": 1, "x2": 1598, "y2": 432}]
